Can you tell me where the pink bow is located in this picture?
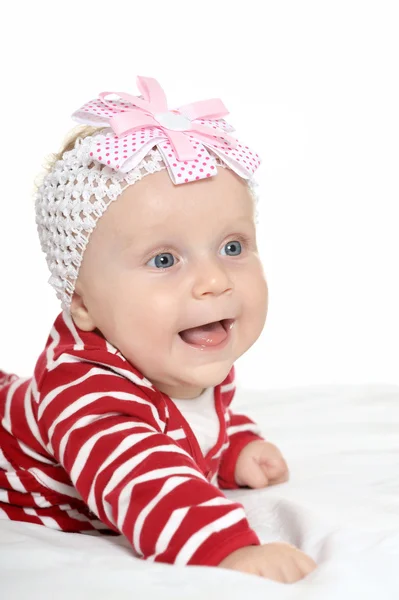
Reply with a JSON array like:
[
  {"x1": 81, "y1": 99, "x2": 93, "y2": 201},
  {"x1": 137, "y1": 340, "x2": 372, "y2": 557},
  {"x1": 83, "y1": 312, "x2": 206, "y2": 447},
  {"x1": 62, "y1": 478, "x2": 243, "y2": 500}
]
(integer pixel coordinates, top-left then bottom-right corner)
[{"x1": 71, "y1": 76, "x2": 260, "y2": 185}]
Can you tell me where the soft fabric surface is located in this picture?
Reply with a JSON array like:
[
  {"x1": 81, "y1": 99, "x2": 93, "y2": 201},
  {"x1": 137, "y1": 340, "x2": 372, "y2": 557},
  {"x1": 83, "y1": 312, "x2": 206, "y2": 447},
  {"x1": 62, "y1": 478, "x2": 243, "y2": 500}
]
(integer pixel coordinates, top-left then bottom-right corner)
[{"x1": 2, "y1": 384, "x2": 398, "y2": 599}]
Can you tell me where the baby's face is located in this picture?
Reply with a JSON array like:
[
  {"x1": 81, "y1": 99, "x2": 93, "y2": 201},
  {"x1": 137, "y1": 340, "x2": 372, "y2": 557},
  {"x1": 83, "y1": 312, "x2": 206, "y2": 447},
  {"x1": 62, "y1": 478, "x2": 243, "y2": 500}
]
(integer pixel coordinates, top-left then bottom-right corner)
[{"x1": 73, "y1": 167, "x2": 268, "y2": 398}]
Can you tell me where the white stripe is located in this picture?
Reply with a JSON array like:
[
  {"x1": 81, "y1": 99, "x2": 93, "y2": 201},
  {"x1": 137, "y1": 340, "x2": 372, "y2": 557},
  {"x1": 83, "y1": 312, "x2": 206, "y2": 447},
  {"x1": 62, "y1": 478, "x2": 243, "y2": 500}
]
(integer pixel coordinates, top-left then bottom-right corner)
[
  {"x1": 60, "y1": 507, "x2": 105, "y2": 530},
  {"x1": 58, "y1": 412, "x2": 121, "y2": 464},
  {"x1": 70, "y1": 425, "x2": 156, "y2": 482},
  {"x1": 0, "y1": 506, "x2": 9, "y2": 517},
  {"x1": 48, "y1": 347, "x2": 154, "y2": 392},
  {"x1": 133, "y1": 476, "x2": 191, "y2": 553},
  {"x1": 30, "y1": 376, "x2": 40, "y2": 404},
  {"x1": 29, "y1": 468, "x2": 82, "y2": 499},
  {"x1": 99, "y1": 445, "x2": 193, "y2": 523},
  {"x1": 220, "y1": 382, "x2": 235, "y2": 393},
  {"x1": 62, "y1": 310, "x2": 84, "y2": 349},
  {"x1": 38, "y1": 366, "x2": 120, "y2": 418},
  {"x1": 1, "y1": 377, "x2": 30, "y2": 434},
  {"x1": 227, "y1": 423, "x2": 262, "y2": 436},
  {"x1": 114, "y1": 466, "x2": 207, "y2": 531},
  {"x1": 79, "y1": 529, "x2": 106, "y2": 536},
  {"x1": 17, "y1": 440, "x2": 55, "y2": 465},
  {"x1": 47, "y1": 391, "x2": 164, "y2": 448},
  {"x1": 44, "y1": 319, "x2": 153, "y2": 390},
  {"x1": 22, "y1": 381, "x2": 51, "y2": 453},
  {"x1": 197, "y1": 497, "x2": 234, "y2": 508},
  {"x1": 0, "y1": 447, "x2": 14, "y2": 470},
  {"x1": 105, "y1": 340, "x2": 118, "y2": 354},
  {"x1": 212, "y1": 440, "x2": 230, "y2": 460},
  {"x1": 32, "y1": 493, "x2": 54, "y2": 508},
  {"x1": 46, "y1": 325, "x2": 61, "y2": 369},
  {"x1": 149, "y1": 496, "x2": 234, "y2": 561},
  {"x1": 175, "y1": 507, "x2": 246, "y2": 565},
  {"x1": 150, "y1": 507, "x2": 189, "y2": 559},
  {"x1": 210, "y1": 471, "x2": 218, "y2": 485},
  {"x1": 91, "y1": 362, "x2": 154, "y2": 390},
  {"x1": 168, "y1": 428, "x2": 186, "y2": 441},
  {"x1": 87, "y1": 520, "x2": 108, "y2": 530},
  {"x1": 0, "y1": 490, "x2": 9, "y2": 502},
  {"x1": 87, "y1": 431, "x2": 177, "y2": 515},
  {"x1": 61, "y1": 508, "x2": 90, "y2": 523},
  {"x1": 23, "y1": 507, "x2": 61, "y2": 529},
  {"x1": 5, "y1": 471, "x2": 27, "y2": 493},
  {"x1": 46, "y1": 352, "x2": 86, "y2": 372}
]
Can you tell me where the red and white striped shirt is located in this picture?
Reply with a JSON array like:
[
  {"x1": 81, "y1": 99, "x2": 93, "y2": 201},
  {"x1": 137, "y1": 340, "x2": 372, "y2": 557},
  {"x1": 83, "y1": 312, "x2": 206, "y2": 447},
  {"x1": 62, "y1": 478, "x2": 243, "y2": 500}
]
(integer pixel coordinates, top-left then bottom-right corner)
[{"x1": 0, "y1": 311, "x2": 264, "y2": 566}]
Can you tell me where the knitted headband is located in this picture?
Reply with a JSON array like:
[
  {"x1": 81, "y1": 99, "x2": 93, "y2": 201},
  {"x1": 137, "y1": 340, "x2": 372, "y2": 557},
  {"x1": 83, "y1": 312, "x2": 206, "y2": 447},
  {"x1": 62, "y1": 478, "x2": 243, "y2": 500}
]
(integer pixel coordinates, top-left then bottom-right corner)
[{"x1": 35, "y1": 76, "x2": 262, "y2": 311}]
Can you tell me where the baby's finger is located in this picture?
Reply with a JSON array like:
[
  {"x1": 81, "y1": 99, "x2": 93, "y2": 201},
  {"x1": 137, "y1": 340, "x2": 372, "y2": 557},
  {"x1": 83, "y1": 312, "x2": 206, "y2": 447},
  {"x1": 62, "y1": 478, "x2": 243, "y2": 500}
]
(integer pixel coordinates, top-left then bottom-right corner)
[
  {"x1": 268, "y1": 470, "x2": 290, "y2": 485},
  {"x1": 263, "y1": 459, "x2": 289, "y2": 482},
  {"x1": 248, "y1": 464, "x2": 269, "y2": 488},
  {"x1": 296, "y1": 554, "x2": 318, "y2": 578},
  {"x1": 280, "y1": 556, "x2": 307, "y2": 583}
]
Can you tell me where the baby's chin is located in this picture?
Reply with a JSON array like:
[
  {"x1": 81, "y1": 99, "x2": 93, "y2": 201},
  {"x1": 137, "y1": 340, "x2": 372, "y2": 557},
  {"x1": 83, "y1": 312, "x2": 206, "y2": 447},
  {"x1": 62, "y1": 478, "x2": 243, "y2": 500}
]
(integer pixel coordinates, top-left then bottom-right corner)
[
  {"x1": 151, "y1": 362, "x2": 234, "y2": 398},
  {"x1": 174, "y1": 362, "x2": 234, "y2": 393},
  {"x1": 196, "y1": 363, "x2": 233, "y2": 387}
]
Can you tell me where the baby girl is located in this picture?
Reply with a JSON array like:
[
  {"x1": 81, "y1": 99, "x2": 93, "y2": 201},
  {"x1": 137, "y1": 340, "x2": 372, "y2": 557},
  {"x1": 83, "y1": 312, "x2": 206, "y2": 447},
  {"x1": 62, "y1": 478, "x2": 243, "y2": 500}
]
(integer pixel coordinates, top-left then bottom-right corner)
[{"x1": 0, "y1": 76, "x2": 316, "y2": 583}]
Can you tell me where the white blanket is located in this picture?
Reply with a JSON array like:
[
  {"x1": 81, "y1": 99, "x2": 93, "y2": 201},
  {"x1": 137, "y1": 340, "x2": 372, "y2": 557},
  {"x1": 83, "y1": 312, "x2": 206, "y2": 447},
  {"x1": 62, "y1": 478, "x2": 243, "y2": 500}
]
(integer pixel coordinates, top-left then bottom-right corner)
[{"x1": 1, "y1": 384, "x2": 399, "y2": 599}]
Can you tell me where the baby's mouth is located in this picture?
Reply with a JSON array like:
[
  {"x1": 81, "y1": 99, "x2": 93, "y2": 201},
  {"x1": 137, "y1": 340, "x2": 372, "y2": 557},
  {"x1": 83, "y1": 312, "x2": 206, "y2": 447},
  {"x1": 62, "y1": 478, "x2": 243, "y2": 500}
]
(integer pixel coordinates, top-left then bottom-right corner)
[{"x1": 178, "y1": 319, "x2": 235, "y2": 347}]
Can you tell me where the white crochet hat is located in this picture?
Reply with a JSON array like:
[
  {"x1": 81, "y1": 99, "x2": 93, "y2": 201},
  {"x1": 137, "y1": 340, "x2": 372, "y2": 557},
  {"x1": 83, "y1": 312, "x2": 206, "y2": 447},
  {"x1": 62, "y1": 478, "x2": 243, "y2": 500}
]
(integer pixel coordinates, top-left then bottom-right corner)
[{"x1": 35, "y1": 76, "x2": 261, "y2": 311}]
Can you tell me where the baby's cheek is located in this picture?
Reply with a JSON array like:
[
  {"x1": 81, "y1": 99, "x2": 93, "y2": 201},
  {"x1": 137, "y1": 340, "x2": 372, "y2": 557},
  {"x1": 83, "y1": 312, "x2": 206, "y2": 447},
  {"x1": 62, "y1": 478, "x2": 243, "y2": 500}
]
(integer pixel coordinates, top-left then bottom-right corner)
[
  {"x1": 248, "y1": 266, "x2": 268, "y2": 319},
  {"x1": 236, "y1": 274, "x2": 267, "y2": 354},
  {"x1": 252, "y1": 277, "x2": 268, "y2": 339}
]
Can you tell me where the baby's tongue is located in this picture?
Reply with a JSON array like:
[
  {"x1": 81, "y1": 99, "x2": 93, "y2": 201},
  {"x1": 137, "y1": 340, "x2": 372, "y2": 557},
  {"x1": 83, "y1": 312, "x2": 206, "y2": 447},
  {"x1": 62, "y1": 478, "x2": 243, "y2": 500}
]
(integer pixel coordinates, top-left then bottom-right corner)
[{"x1": 179, "y1": 321, "x2": 227, "y2": 346}]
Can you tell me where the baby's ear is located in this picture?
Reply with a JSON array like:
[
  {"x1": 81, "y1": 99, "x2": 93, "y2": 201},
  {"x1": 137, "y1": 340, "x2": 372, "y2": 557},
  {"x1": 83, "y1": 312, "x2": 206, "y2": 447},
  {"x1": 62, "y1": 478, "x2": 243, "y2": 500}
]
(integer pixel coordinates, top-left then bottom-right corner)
[{"x1": 70, "y1": 288, "x2": 96, "y2": 332}]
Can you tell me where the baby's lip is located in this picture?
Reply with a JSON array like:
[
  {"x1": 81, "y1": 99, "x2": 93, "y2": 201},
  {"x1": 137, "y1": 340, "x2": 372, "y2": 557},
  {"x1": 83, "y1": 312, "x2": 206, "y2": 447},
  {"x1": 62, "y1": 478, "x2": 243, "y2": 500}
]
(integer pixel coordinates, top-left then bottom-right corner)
[
  {"x1": 178, "y1": 317, "x2": 236, "y2": 335},
  {"x1": 221, "y1": 318, "x2": 235, "y2": 332}
]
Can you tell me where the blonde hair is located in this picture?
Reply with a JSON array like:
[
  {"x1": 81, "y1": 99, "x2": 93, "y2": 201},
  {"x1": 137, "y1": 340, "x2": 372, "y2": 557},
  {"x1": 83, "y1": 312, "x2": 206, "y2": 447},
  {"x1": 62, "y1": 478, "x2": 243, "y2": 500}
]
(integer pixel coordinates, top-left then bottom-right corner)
[{"x1": 33, "y1": 125, "x2": 105, "y2": 195}]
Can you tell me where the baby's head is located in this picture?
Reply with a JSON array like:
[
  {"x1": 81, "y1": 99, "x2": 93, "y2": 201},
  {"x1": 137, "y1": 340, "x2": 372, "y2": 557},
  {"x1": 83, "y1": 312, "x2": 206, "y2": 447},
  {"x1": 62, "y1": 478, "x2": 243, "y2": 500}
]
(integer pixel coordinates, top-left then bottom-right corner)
[{"x1": 35, "y1": 78, "x2": 268, "y2": 398}]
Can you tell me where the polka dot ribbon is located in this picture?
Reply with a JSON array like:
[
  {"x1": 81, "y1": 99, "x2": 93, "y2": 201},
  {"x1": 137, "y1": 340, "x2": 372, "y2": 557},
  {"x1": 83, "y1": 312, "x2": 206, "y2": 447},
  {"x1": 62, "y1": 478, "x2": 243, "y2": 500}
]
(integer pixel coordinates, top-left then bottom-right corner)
[{"x1": 71, "y1": 76, "x2": 261, "y2": 185}]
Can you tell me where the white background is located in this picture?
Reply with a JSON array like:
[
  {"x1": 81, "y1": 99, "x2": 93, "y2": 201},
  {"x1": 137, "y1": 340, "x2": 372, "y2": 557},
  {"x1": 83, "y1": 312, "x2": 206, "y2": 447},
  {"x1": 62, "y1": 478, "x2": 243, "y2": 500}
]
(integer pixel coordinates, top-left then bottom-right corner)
[{"x1": 0, "y1": 0, "x2": 398, "y2": 391}]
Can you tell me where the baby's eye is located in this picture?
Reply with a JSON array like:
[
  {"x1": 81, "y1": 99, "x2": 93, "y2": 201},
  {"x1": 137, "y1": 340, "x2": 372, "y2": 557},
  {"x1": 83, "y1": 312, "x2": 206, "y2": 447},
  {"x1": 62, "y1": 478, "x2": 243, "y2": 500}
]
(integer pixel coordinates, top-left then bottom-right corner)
[
  {"x1": 147, "y1": 252, "x2": 176, "y2": 269},
  {"x1": 220, "y1": 240, "x2": 242, "y2": 256}
]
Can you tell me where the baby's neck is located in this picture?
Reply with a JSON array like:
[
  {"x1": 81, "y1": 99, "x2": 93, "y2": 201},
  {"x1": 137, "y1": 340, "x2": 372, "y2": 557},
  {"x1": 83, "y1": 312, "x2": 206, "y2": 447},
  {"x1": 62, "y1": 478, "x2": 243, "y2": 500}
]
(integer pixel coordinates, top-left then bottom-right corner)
[{"x1": 155, "y1": 383, "x2": 206, "y2": 400}]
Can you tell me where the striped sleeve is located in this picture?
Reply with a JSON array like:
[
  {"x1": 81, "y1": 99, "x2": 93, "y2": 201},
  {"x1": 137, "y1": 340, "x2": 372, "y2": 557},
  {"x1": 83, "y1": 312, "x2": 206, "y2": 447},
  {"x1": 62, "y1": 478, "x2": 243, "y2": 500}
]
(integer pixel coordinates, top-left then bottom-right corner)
[
  {"x1": 217, "y1": 368, "x2": 265, "y2": 489},
  {"x1": 36, "y1": 357, "x2": 260, "y2": 566},
  {"x1": 218, "y1": 409, "x2": 265, "y2": 489}
]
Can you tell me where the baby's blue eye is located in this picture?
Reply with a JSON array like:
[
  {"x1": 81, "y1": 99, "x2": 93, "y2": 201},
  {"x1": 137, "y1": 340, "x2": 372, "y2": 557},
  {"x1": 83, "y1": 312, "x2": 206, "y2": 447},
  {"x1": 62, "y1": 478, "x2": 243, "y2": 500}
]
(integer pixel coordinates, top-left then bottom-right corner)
[
  {"x1": 147, "y1": 241, "x2": 243, "y2": 268},
  {"x1": 147, "y1": 252, "x2": 175, "y2": 269},
  {"x1": 221, "y1": 241, "x2": 242, "y2": 256}
]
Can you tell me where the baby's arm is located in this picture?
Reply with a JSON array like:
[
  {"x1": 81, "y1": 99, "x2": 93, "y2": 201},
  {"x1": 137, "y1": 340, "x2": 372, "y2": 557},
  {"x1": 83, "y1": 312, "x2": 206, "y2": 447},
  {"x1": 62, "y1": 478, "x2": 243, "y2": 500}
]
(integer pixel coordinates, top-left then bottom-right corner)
[
  {"x1": 218, "y1": 408, "x2": 265, "y2": 489},
  {"x1": 217, "y1": 367, "x2": 288, "y2": 489},
  {"x1": 218, "y1": 408, "x2": 289, "y2": 489},
  {"x1": 36, "y1": 357, "x2": 259, "y2": 567}
]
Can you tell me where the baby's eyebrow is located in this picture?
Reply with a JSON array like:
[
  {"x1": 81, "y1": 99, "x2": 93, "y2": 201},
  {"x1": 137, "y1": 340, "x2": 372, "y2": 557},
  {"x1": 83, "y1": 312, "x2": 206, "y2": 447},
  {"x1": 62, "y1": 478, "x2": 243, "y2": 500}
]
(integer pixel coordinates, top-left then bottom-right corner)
[{"x1": 116, "y1": 217, "x2": 255, "y2": 252}]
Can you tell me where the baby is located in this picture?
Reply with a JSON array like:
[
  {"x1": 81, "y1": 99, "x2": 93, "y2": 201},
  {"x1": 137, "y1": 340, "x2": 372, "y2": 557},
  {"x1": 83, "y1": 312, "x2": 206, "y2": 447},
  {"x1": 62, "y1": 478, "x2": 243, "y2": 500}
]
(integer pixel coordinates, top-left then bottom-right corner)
[{"x1": 0, "y1": 76, "x2": 316, "y2": 583}]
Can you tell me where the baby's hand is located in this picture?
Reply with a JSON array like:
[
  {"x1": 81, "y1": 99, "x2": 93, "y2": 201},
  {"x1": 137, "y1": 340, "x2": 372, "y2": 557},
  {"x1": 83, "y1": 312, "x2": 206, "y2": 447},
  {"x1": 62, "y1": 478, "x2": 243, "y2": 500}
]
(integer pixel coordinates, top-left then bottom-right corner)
[
  {"x1": 235, "y1": 440, "x2": 289, "y2": 488},
  {"x1": 219, "y1": 542, "x2": 317, "y2": 583}
]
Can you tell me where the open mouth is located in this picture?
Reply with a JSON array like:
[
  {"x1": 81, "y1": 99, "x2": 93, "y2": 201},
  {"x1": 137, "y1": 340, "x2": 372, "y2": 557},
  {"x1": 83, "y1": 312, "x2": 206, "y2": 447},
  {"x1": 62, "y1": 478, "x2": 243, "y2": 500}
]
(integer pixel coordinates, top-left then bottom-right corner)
[{"x1": 178, "y1": 319, "x2": 235, "y2": 348}]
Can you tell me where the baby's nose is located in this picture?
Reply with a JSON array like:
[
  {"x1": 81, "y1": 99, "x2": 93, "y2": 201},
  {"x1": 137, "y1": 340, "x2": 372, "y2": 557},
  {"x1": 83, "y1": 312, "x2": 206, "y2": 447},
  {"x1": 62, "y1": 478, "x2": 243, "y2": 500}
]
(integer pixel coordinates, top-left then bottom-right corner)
[{"x1": 192, "y1": 261, "x2": 233, "y2": 298}]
